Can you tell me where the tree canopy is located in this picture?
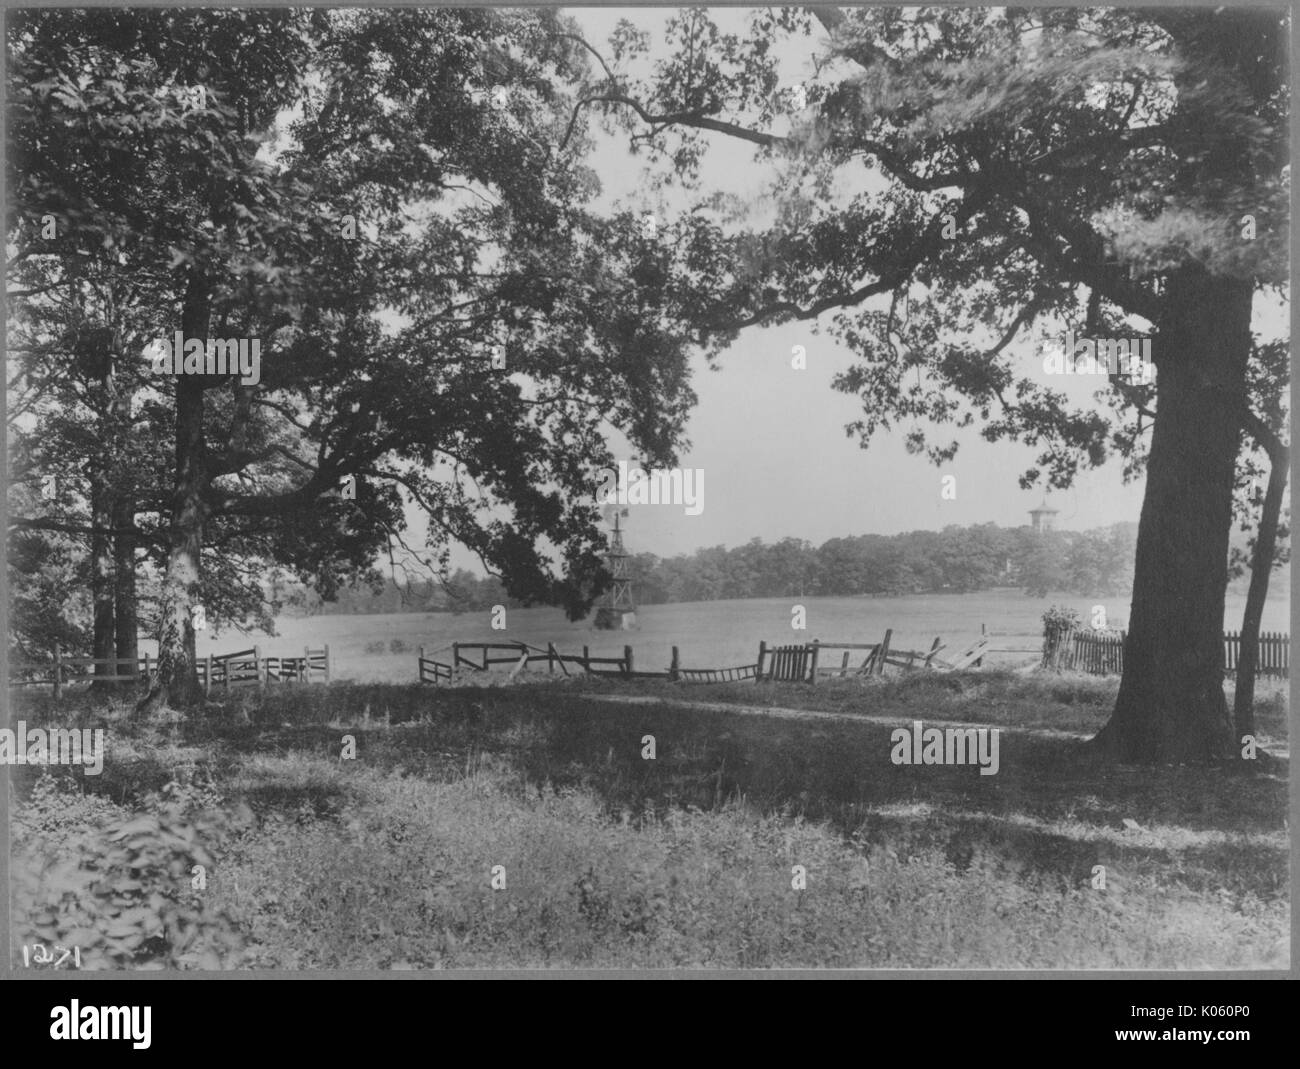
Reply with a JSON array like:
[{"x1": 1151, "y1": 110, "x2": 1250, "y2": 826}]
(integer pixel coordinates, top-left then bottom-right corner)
[
  {"x1": 570, "y1": 6, "x2": 1289, "y2": 762},
  {"x1": 7, "y1": 7, "x2": 714, "y2": 702}
]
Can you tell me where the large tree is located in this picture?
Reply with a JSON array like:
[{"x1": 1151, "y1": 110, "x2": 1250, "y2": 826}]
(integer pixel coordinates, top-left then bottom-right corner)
[
  {"x1": 8, "y1": 8, "x2": 709, "y2": 709},
  {"x1": 578, "y1": 5, "x2": 1288, "y2": 763}
]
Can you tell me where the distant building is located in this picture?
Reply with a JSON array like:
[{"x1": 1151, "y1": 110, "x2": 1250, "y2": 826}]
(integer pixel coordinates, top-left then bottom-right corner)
[{"x1": 1029, "y1": 498, "x2": 1059, "y2": 534}]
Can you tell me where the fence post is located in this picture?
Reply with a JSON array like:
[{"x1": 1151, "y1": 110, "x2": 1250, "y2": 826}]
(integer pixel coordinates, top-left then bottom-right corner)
[
  {"x1": 583, "y1": 645, "x2": 590, "y2": 674},
  {"x1": 875, "y1": 629, "x2": 892, "y2": 677},
  {"x1": 52, "y1": 641, "x2": 62, "y2": 701},
  {"x1": 924, "y1": 637, "x2": 942, "y2": 669},
  {"x1": 548, "y1": 643, "x2": 555, "y2": 675},
  {"x1": 670, "y1": 646, "x2": 680, "y2": 682},
  {"x1": 808, "y1": 639, "x2": 820, "y2": 685},
  {"x1": 254, "y1": 644, "x2": 263, "y2": 686},
  {"x1": 204, "y1": 654, "x2": 212, "y2": 696},
  {"x1": 757, "y1": 640, "x2": 767, "y2": 681},
  {"x1": 143, "y1": 651, "x2": 151, "y2": 685},
  {"x1": 624, "y1": 645, "x2": 633, "y2": 677}
]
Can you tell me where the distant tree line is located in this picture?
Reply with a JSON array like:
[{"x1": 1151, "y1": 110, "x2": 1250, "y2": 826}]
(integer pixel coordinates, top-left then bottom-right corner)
[
  {"x1": 291, "y1": 522, "x2": 1160, "y2": 615},
  {"x1": 629, "y1": 523, "x2": 1140, "y2": 603},
  {"x1": 277, "y1": 567, "x2": 509, "y2": 617}
]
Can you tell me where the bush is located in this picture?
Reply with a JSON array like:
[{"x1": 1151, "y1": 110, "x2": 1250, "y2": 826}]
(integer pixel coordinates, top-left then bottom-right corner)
[
  {"x1": 1041, "y1": 605, "x2": 1081, "y2": 670},
  {"x1": 12, "y1": 775, "x2": 251, "y2": 970}
]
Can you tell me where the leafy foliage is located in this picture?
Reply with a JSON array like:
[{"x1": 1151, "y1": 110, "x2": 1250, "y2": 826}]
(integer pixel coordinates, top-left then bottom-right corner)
[
  {"x1": 6, "y1": 7, "x2": 718, "y2": 681},
  {"x1": 12, "y1": 774, "x2": 251, "y2": 970},
  {"x1": 581, "y1": 7, "x2": 1288, "y2": 498}
]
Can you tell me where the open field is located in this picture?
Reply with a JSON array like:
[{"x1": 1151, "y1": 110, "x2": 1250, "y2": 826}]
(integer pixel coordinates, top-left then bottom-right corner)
[
  {"x1": 157, "y1": 587, "x2": 1292, "y2": 685},
  {"x1": 9, "y1": 672, "x2": 1289, "y2": 970}
]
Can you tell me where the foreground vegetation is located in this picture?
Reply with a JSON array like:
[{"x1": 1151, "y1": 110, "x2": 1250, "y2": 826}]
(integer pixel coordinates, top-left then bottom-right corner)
[{"x1": 10, "y1": 671, "x2": 1289, "y2": 969}]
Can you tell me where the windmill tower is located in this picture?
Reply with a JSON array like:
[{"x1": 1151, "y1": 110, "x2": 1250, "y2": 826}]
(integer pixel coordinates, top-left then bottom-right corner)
[{"x1": 593, "y1": 507, "x2": 637, "y2": 630}]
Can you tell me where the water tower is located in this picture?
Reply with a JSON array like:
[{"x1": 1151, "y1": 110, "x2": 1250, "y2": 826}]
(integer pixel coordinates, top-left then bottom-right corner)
[
  {"x1": 1029, "y1": 497, "x2": 1059, "y2": 534},
  {"x1": 593, "y1": 507, "x2": 637, "y2": 630}
]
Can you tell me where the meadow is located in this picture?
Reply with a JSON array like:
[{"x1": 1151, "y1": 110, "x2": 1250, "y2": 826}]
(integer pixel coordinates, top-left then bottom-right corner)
[
  {"x1": 162, "y1": 587, "x2": 1291, "y2": 685},
  {"x1": 9, "y1": 668, "x2": 1289, "y2": 971}
]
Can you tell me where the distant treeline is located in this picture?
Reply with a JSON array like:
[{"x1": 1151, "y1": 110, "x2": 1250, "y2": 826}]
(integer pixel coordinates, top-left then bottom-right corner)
[{"x1": 293, "y1": 522, "x2": 1161, "y2": 615}]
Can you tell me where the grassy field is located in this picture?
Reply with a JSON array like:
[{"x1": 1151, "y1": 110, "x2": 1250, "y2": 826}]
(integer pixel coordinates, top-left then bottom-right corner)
[
  {"x1": 160, "y1": 588, "x2": 1292, "y2": 685},
  {"x1": 9, "y1": 671, "x2": 1289, "y2": 970}
]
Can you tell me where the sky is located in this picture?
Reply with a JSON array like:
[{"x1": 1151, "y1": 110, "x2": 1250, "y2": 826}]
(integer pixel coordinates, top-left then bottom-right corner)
[{"x1": 399, "y1": 5, "x2": 1286, "y2": 576}]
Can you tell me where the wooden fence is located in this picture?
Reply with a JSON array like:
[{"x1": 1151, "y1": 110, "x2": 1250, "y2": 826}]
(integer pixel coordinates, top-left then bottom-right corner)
[
  {"x1": 418, "y1": 632, "x2": 952, "y2": 687},
  {"x1": 1069, "y1": 632, "x2": 1125, "y2": 675},
  {"x1": 1043, "y1": 630, "x2": 1289, "y2": 679},
  {"x1": 197, "y1": 646, "x2": 330, "y2": 689},
  {"x1": 419, "y1": 641, "x2": 756, "y2": 685},
  {"x1": 1224, "y1": 631, "x2": 1289, "y2": 679},
  {"x1": 764, "y1": 643, "x2": 814, "y2": 682},
  {"x1": 11, "y1": 643, "x2": 330, "y2": 697},
  {"x1": 420, "y1": 641, "x2": 683, "y2": 682},
  {"x1": 422, "y1": 629, "x2": 1289, "y2": 685}
]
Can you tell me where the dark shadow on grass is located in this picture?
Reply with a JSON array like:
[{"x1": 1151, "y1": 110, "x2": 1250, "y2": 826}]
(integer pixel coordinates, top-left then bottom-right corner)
[{"x1": 109, "y1": 681, "x2": 1288, "y2": 901}]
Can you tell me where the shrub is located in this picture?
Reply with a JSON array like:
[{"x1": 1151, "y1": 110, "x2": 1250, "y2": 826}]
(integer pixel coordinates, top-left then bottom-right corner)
[
  {"x1": 12, "y1": 776, "x2": 251, "y2": 970},
  {"x1": 1041, "y1": 605, "x2": 1081, "y2": 670}
]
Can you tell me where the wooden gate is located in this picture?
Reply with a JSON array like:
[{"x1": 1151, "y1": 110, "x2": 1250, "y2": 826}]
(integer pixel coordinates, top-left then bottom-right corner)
[{"x1": 766, "y1": 644, "x2": 812, "y2": 682}]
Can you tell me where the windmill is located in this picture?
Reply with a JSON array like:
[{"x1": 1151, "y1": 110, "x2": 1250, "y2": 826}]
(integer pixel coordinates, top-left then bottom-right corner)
[{"x1": 593, "y1": 504, "x2": 638, "y2": 630}]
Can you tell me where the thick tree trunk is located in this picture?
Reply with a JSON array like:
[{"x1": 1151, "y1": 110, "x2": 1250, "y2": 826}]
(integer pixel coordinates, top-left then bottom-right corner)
[
  {"x1": 1092, "y1": 270, "x2": 1253, "y2": 763},
  {"x1": 113, "y1": 499, "x2": 139, "y2": 689},
  {"x1": 137, "y1": 377, "x2": 206, "y2": 713},
  {"x1": 137, "y1": 276, "x2": 209, "y2": 715},
  {"x1": 1232, "y1": 451, "x2": 1288, "y2": 740}
]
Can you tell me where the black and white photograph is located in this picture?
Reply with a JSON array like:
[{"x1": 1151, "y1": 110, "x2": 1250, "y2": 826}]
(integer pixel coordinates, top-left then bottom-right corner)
[{"x1": 3, "y1": 2, "x2": 1291, "y2": 983}]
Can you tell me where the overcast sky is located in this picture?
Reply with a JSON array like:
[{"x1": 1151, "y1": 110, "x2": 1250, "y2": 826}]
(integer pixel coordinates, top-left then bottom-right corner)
[{"x1": 419, "y1": 6, "x2": 1282, "y2": 573}]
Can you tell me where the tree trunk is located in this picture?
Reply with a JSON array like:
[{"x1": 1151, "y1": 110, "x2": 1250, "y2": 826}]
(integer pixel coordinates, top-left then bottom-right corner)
[
  {"x1": 1232, "y1": 450, "x2": 1289, "y2": 740},
  {"x1": 137, "y1": 376, "x2": 206, "y2": 713},
  {"x1": 113, "y1": 498, "x2": 139, "y2": 690},
  {"x1": 1092, "y1": 270, "x2": 1253, "y2": 763},
  {"x1": 137, "y1": 275, "x2": 209, "y2": 715},
  {"x1": 108, "y1": 350, "x2": 139, "y2": 691},
  {"x1": 90, "y1": 478, "x2": 116, "y2": 690}
]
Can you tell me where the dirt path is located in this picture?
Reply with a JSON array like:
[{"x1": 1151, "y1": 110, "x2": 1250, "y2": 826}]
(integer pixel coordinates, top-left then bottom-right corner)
[{"x1": 573, "y1": 692, "x2": 1094, "y2": 741}]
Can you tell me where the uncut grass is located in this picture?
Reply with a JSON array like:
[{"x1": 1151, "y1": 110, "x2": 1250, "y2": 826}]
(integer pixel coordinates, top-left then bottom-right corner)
[
  {"x1": 7, "y1": 677, "x2": 1289, "y2": 969},
  {"x1": 211, "y1": 756, "x2": 1283, "y2": 969}
]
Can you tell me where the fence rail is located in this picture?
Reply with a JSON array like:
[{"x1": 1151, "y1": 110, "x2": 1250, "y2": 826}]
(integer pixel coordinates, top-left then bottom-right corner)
[
  {"x1": 11, "y1": 643, "x2": 330, "y2": 697},
  {"x1": 1043, "y1": 629, "x2": 1288, "y2": 679},
  {"x1": 1070, "y1": 632, "x2": 1125, "y2": 675},
  {"x1": 419, "y1": 632, "x2": 946, "y2": 687},
  {"x1": 1224, "y1": 630, "x2": 1289, "y2": 679}
]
